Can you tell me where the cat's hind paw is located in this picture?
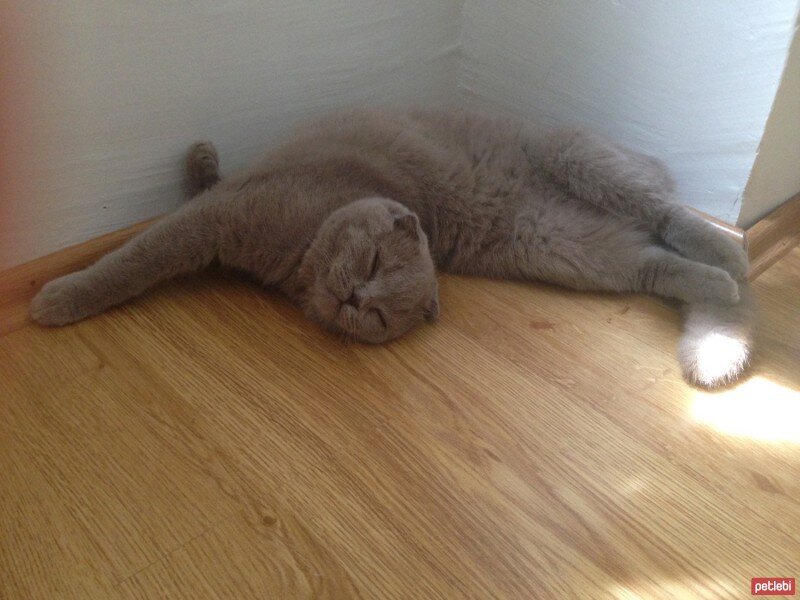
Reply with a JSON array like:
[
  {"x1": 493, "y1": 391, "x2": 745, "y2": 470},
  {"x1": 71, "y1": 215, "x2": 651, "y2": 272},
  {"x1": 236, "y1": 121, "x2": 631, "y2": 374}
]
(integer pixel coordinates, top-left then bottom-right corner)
[
  {"x1": 699, "y1": 268, "x2": 740, "y2": 305},
  {"x1": 666, "y1": 211, "x2": 749, "y2": 280},
  {"x1": 185, "y1": 141, "x2": 221, "y2": 197},
  {"x1": 673, "y1": 266, "x2": 740, "y2": 306},
  {"x1": 689, "y1": 235, "x2": 749, "y2": 281}
]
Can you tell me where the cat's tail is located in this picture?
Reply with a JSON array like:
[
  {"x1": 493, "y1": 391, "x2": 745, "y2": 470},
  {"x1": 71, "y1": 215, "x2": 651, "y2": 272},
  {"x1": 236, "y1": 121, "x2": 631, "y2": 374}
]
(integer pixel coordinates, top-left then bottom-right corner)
[
  {"x1": 677, "y1": 282, "x2": 756, "y2": 388},
  {"x1": 31, "y1": 195, "x2": 222, "y2": 327}
]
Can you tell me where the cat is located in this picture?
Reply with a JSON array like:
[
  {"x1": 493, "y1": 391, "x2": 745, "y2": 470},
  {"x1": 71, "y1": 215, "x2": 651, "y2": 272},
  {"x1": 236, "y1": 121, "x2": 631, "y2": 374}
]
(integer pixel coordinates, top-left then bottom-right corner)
[{"x1": 30, "y1": 108, "x2": 754, "y2": 388}]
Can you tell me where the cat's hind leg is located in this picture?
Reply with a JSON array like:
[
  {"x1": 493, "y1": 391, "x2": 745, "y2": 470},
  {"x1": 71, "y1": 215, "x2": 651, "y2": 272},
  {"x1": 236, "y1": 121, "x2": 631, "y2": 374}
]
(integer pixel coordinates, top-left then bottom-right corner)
[
  {"x1": 536, "y1": 129, "x2": 748, "y2": 280},
  {"x1": 527, "y1": 242, "x2": 740, "y2": 306},
  {"x1": 497, "y1": 203, "x2": 740, "y2": 306},
  {"x1": 184, "y1": 141, "x2": 221, "y2": 198}
]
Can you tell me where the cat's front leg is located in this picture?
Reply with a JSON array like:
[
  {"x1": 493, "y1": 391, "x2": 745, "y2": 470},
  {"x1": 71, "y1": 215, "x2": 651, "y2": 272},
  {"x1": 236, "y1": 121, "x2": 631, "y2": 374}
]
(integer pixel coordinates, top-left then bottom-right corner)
[
  {"x1": 31, "y1": 270, "x2": 106, "y2": 326},
  {"x1": 31, "y1": 197, "x2": 221, "y2": 326}
]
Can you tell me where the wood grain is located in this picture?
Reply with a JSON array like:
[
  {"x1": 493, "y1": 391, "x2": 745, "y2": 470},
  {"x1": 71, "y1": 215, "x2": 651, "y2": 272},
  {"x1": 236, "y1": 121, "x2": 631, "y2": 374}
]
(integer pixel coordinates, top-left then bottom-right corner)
[
  {"x1": 746, "y1": 191, "x2": 800, "y2": 280},
  {"x1": 1, "y1": 244, "x2": 798, "y2": 599}
]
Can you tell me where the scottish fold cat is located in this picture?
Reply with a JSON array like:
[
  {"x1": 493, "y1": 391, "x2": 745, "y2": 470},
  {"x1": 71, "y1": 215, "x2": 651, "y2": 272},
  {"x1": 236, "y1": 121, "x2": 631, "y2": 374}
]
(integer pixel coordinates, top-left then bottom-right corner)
[{"x1": 31, "y1": 109, "x2": 753, "y2": 387}]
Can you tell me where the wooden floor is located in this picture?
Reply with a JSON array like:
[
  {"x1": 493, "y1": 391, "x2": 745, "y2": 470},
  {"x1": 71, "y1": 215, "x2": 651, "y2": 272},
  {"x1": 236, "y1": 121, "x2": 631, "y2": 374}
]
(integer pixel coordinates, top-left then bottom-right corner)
[{"x1": 2, "y1": 249, "x2": 799, "y2": 600}]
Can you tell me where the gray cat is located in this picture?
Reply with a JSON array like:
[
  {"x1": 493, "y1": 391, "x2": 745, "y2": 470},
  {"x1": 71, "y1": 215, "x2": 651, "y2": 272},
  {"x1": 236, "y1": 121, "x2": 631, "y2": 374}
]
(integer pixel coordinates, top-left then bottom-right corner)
[{"x1": 31, "y1": 108, "x2": 754, "y2": 388}]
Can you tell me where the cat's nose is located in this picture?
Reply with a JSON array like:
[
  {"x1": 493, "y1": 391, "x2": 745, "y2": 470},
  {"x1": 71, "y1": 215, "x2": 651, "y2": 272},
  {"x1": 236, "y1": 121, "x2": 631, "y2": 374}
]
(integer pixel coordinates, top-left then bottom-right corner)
[
  {"x1": 344, "y1": 290, "x2": 361, "y2": 308},
  {"x1": 344, "y1": 287, "x2": 369, "y2": 309}
]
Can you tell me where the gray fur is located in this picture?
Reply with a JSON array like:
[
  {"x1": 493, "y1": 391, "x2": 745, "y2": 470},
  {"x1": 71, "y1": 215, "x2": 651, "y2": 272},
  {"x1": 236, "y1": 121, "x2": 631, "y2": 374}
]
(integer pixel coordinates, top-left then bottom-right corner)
[{"x1": 31, "y1": 108, "x2": 753, "y2": 387}]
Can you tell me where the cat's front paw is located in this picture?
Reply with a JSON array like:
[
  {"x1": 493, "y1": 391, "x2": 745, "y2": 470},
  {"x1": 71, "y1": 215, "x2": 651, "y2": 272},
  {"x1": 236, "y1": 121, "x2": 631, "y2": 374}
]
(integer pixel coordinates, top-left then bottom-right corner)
[{"x1": 30, "y1": 272, "x2": 97, "y2": 326}]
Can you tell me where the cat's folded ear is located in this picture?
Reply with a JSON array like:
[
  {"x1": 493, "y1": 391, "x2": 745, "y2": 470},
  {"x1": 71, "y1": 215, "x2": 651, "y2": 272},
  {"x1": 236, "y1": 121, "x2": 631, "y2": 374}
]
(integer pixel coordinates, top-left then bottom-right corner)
[
  {"x1": 394, "y1": 213, "x2": 420, "y2": 240},
  {"x1": 424, "y1": 282, "x2": 440, "y2": 322}
]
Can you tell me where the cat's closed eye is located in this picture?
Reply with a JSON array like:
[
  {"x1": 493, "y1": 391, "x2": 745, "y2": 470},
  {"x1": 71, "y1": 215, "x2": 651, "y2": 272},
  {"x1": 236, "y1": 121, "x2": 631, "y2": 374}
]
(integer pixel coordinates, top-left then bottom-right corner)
[
  {"x1": 373, "y1": 308, "x2": 388, "y2": 328},
  {"x1": 368, "y1": 250, "x2": 380, "y2": 279}
]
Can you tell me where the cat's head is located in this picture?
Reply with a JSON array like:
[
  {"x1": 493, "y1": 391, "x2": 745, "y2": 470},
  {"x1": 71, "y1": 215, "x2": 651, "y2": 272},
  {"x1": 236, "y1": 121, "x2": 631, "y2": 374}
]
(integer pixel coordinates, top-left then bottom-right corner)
[{"x1": 300, "y1": 197, "x2": 439, "y2": 343}]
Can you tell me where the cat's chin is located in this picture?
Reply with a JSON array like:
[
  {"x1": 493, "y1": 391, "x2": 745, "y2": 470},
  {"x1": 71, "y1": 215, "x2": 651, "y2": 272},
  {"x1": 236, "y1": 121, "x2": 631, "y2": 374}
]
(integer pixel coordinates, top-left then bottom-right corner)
[
  {"x1": 345, "y1": 323, "x2": 392, "y2": 344},
  {"x1": 324, "y1": 306, "x2": 386, "y2": 344},
  {"x1": 308, "y1": 301, "x2": 403, "y2": 344}
]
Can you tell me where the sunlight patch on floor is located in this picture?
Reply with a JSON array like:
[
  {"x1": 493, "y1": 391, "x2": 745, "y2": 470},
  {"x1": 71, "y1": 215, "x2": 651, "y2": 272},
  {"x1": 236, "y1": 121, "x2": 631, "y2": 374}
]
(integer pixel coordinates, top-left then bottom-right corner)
[{"x1": 692, "y1": 377, "x2": 800, "y2": 443}]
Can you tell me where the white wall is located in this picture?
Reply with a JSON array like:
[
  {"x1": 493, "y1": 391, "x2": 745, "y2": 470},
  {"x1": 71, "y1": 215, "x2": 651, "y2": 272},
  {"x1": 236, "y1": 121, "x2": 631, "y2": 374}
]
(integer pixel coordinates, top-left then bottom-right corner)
[
  {"x1": 739, "y1": 20, "x2": 800, "y2": 227},
  {"x1": 1, "y1": 1, "x2": 460, "y2": 269},
  {"x1": 460, "y1": 0, "x2": 799, "y2": 223},
  {"x1": 3, "y1": 1, "x2": 798, "y2": 269}
]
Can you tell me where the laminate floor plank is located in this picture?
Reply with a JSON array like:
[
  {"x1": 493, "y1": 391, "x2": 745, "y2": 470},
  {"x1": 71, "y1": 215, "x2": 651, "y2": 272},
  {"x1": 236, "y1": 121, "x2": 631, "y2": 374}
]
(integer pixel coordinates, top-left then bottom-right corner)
[{"x1": 2, "y1": 249, "x2": 799, "y2": 599}]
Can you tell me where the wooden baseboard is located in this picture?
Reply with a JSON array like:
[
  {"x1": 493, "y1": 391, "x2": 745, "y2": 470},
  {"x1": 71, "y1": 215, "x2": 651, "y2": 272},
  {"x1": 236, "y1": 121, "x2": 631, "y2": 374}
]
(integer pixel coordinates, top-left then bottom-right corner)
[
  {"x1": 0, "y1": 196, "x2": 796, "y2": 336},
  {"x1": 0, "y1": 218, "x2": 157, "y2": 336},
  {"x1": 689, "y1": 194, "x2": 800, "y2": 280},
  {"x1": 687, "y1": 207, "x2": 747, "y2": 248},
  {"x1": 745, "y1": 191, "x2": 800, "y2": 280}
]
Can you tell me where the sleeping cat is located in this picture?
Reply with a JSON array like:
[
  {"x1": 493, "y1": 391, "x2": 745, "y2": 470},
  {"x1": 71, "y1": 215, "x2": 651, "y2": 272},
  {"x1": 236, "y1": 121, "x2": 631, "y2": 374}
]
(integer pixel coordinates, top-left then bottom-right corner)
[{"x1": 30, "y1": 108, "x2": 754, "y2": 388}]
